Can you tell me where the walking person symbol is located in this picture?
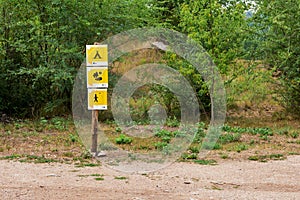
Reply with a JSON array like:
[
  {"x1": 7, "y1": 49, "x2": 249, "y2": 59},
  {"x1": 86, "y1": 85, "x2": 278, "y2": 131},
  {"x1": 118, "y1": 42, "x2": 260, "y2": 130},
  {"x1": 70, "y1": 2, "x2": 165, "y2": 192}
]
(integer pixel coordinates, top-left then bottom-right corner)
[{"x1": 94, "y1": 94, "x2": 98, "y2": 102}]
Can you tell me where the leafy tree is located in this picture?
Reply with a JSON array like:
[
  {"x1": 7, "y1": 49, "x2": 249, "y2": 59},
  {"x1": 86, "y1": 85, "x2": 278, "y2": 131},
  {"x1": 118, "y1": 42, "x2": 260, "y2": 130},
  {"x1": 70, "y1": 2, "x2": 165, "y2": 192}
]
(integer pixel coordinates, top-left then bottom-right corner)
[
  {"x1": 179, "y1": 0, "x2": 250, "y2": 73},
  {"x1": 0, "y1": 0, "x2": 156, "y2": 117},
  {"x1": 251, "y1": 0, "x2": 300, "y2": 115}
]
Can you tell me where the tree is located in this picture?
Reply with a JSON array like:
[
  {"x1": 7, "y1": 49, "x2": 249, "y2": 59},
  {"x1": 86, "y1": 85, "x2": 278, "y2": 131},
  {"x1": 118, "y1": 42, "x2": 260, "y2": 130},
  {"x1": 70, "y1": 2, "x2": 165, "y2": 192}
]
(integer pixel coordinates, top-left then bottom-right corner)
[
  {"x1": 251, "y1": 0, "x2": 300, "y2": 115},
  {"x1": 179, "y1": 0, "x2": 249, "y2": 73},
  {"x1": 0, "y1": 0, "x2": 156, "y2": 117}
]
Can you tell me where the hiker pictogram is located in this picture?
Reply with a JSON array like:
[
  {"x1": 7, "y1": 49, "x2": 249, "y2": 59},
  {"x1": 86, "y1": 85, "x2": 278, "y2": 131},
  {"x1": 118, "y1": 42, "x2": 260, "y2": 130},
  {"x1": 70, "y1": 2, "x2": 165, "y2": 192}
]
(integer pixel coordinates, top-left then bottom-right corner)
[
  {"x1": 94, "y1": 94, "x2": 98, "y2": 102},
  {"x1": 94, "y1": 51, "x2": 102, "y2": 59}
]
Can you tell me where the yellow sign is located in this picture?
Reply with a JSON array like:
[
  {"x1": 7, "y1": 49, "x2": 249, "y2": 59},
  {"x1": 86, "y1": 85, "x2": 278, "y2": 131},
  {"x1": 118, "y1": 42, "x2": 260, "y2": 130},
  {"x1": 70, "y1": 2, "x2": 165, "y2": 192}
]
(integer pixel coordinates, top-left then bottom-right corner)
[
  {"x1": 86, "y1": 45, "x2": 108, "y2": 66},
  {"x1": 88, "y1": 89, "x2": 107, "y2": 110},
  {"x1": 87, "y1": 67, "x2": 108, "y2": 88}
]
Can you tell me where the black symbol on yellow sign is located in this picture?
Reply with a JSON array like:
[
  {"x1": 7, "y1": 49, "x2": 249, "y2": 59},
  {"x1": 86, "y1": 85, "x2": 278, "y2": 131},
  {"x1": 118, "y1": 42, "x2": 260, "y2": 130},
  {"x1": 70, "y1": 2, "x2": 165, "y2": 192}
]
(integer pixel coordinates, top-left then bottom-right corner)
[
  {"x1": 93, "y1": 71, "x2": 102, "y2": 81},
  {"x1": 94, "y1": 51, "x2": 102, "y2": 59},
  {"x1": 94, "y1": 94, "x2": 98, "y2": 102}
]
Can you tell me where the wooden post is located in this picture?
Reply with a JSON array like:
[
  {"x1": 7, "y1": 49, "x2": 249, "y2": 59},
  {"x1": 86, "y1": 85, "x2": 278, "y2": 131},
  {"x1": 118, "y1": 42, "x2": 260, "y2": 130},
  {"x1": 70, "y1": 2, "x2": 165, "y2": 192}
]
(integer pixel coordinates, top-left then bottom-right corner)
[{"x1": 91, "y1": 110, "x2": 99, "y2": 154}]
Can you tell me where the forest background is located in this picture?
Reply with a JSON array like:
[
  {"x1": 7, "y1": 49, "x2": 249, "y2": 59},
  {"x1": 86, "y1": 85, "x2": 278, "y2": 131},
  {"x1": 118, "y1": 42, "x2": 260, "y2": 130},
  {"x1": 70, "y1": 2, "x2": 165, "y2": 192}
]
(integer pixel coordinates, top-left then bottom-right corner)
[{"x1": 0, "y1": 0, "x2": 299, "y2": 119}]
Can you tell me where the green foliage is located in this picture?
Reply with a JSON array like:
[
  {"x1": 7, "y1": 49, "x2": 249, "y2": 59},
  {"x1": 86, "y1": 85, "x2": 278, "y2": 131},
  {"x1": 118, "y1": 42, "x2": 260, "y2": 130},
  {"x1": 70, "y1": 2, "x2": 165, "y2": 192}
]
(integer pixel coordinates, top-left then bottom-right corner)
[
  {"x1": 202, "y1": 142, "x2": 221, "y2": 150},
  {"x1": 250, "y1": 0, "x2": 300, "y2": 115},
  {"x1": 114, "y1": 176, "x2": 128, "y2": 180},
  {"x1": 233, "y1": 144, "x2": 248, "y2": 153},
  {"x1": 222, "y1": 125, "x2": 273, "y2": 136},
  {"x1": 115, "y1": 134, "x2": 133, "y2": 144},
  {"x1": 181, "y1": 152, "x2": 197, "y2": 160},
  {"x1": 219, "y1": 133, "x2": 241, "y2": 144},
  {"x1": 154, "y1": 141, "x2": 168, "y2": 150},
  {"x1": 290, "y1": 132, "x2": 299, "y2": 139},
  {"x1": 179, "y1": 0, "x2": 249, "y2": 74},
  {"x1": 0, "y1": 0, "x2": 157, "y2": 117},
  {"x1": 154, "y1": 129, "x2": 174, "y2": 138},
  {"x1": 166, "y1": 116, "x2": 180, "y2": 127},
  {"x1": 248, "y1": 154, "x2": 285, "y2": 162},
  {"x1": 193, "y1": 159, "x2": 217, "y2": 165},
  {"x1": 0, "y1": 0, "x2": 298, "y2": 118}
]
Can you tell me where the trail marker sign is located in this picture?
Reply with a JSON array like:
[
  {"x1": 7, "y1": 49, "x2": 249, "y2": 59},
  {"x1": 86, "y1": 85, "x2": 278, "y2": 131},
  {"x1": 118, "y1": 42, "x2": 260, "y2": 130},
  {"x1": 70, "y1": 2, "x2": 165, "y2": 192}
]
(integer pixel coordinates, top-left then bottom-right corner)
[
  {"x1": 88, "y1": 88, "x2": 107, "y2": 110},
  {"x1": 86, "y1": 45, "x2": 108, "y2": 66},
  {"x1": 86, "y1": 43, "x2": 108, "y2": 154},
  {"x1": 86, "y1": 67, "x2": 108, "y2": 88}
]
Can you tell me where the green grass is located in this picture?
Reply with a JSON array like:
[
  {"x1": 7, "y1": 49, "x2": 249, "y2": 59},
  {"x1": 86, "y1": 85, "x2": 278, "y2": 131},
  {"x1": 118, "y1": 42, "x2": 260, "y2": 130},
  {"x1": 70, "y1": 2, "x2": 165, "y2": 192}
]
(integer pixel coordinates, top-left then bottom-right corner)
[
  {"x1": 248, "y1": 154, "x2": 285, "y2": 162},
  {"x1": 75, "y1": 163, "x2": 101, "y2": 168},
  {"x1": 194, "y1": 159, "x2": 217, "y2": 165},
  {"x1": 114, "y1": 176, "x2": 128, "y2": 180},
  {"x1": 90, "y1": 173, "x2": 103, "y2": 177},
  {"x1": 0, "y1": 154, "x2": 59, "y2": 163},
  {"x1": 219, "y1": 133, "x2": 241, "y2": 144},
  {"x1": 95, "y1": 177, "x2": 104, "y2": 181},
  {"x1": 115, "y1": 134, "x2": 133, "y2": 144},
  {"x1": 181, "y1": 153, "x2": 198, "y2": 160}
]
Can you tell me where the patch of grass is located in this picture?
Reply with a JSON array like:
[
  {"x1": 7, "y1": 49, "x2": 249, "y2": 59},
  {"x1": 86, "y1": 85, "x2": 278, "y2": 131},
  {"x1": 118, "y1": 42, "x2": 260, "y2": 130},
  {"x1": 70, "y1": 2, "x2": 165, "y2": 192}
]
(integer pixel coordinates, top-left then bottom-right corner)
[
  {"x1": 188, "y1": 146, "x2": 200, "y2": 153},
  {"x1": 181, "y1": 153, "x2": 198, "y2": 160},
  {"x1": 166, "y1": 116, "x2": 180, "y2": 127},
  {"x1": 219, "y1": 133, "x2": 241, "y2": 144},
  {"x1": 69, "y1": 134, "x2": 79, "y2": 143},
  {"x1": 260, "y1": 135, "x2": 269, "y2": 141},
  {"x1": 193, "y1": 127, "x2": 206, "y2": 143},
  {"x1": 115, "y1": 176, "x2": 127, "y2": 180},
  {"x1": 18, "y1": 155, "x2": 59, "y2": 163},
  {"x1": 75, "y1": 163, "x2": 100, "y2": 167},
  {"x1": 222, "y1": 125, "x2": 273, "y2": 136},
  {"x1": 220, "y1": 153, "x2": 229, "y2": 159},
  {"x1": 194, "y1": 159, "x2": 217, "y2": 165},
  {"x1": 288, "y1": 152, "x2": 300, "y2": 155},
  {"x1": 95, "y1": 177, "x2": 104, "y2": 181},
  {"x1": 248, "y1": 154, "x2": 285, "y2": 162},
  {"x1": 90, "y1": 173, "x2": 103, "y2": 177},
  {"x1": 269, "y1": 153, "x2": 285, "y2": 160},
  {"x1": 115, "y1": 127, "x2": 122, "y2": 133},
  {"x1": 211, "y1": 185, "x2": 223, "y2": 190},
  {"x1": 154, "y1": 129, "x2": 174, "y2": 138},
  {"x1": 290, "y1": 132, "x2": 299, "y2": 139},
  {"x1": 202, "y1": 142, "x2": 221, "y2": 150},
  {"x1": 77, "y1": 174, "x2": 89, "y2": 178},
  {"x1": 1, "y1": 154, "x2": 22, "y2": 160},
  {"x1": 249, "y1": 139, "x2": 256, "y2": 145},
  {"x1": 248, "y1": 155, "x2": 260, "y2": 161},
  {"x1": 277, "y1": 129, "x2": 289, "y2": 136},
  {"x1": 115, "y1": 134, "x2": 132, "y2": 144},
  {"x1": 154, "y1": 141, "x2": 168, "y2": 150},
  {"x1": 234, "y1": 144, "x2": 248, "y2": 153}
]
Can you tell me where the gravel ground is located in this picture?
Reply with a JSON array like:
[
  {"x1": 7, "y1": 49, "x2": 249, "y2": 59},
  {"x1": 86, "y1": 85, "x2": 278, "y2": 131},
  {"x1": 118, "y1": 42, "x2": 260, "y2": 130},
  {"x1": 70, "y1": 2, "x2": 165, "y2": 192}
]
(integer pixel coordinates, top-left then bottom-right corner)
[{"x1": 0, "y1": 155, "x2": 299, "y2": 200}]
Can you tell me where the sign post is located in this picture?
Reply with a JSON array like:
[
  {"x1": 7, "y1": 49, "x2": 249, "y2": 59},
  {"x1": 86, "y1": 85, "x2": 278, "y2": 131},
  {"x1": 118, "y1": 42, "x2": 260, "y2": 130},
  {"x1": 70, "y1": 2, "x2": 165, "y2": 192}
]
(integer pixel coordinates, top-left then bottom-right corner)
[{"x1": 86, "y1": 43, "x2": 108, "y2": 155}]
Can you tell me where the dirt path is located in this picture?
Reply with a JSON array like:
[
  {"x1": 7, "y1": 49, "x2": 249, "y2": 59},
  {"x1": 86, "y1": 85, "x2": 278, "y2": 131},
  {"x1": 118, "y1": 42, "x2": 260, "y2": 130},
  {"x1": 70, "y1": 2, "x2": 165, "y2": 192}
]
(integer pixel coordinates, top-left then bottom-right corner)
[{"x1": 0, "y1": 156, "x2": 299, "y2": 200}]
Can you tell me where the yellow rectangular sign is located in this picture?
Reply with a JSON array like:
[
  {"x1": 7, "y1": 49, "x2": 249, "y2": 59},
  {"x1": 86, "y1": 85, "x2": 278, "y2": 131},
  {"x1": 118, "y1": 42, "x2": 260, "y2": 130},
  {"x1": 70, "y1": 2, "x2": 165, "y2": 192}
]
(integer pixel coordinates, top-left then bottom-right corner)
[
  {"x1": 86, "y1": 67, "x2": 108, "y2": 88},
  {"x1": 88, "y1": 89, "x2": 107, "y2": 110},
  {"x1": 86, "y1": 45, "x2": 108, "y2": 66}
]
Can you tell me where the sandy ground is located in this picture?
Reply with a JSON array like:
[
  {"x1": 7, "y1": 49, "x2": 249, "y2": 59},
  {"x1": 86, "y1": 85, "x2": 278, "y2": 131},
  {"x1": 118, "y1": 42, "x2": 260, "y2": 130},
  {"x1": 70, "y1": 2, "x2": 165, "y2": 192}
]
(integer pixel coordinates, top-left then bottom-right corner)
[{"x1": 0, "y1": 156, "x2": 299, "y2": 200}]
